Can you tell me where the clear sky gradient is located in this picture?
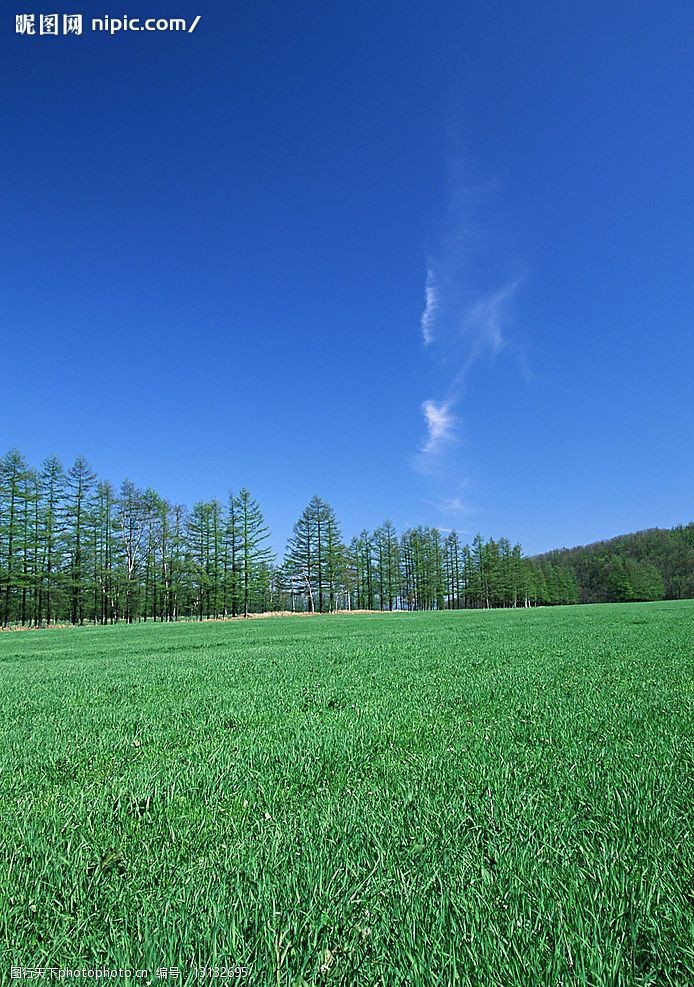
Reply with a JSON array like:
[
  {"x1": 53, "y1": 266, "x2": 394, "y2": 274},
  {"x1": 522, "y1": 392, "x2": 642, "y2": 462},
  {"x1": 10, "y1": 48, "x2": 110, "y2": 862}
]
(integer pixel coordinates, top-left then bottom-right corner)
[{"x1": 3, "y1": 1, "x2": 693, "y2": 555}]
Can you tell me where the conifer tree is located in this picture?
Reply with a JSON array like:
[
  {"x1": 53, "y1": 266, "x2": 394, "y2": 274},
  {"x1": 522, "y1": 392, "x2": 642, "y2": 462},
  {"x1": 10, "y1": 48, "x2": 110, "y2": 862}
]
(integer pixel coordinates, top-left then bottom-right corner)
[
  {"x1": 235, "y1": 488, "x2": 274, "y2": 617},
  {"x1": 65, "y1": 456, "x2": 96, "y2": 625}
]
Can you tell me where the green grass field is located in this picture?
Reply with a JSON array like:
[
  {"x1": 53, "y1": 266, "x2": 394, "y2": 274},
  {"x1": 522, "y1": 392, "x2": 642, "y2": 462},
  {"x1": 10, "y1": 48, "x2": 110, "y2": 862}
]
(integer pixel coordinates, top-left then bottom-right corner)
[{"x1": 1, "y1": 602, "x2": 692, "y2": 986}]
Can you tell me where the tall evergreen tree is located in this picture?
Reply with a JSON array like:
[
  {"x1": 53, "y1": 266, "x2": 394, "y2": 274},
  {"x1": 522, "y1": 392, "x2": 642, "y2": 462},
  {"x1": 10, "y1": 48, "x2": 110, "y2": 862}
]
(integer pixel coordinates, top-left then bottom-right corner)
[
  {"x1": 116, "y1": 479, "x2": 148, "y2": 622},
  {"x1": 0, "y1": 450, "x2": 31, "y2": 626},
  {"x1": 374, "y1": 520, "x2": 400, "y2": 611},
  {"x1": 235, "y1": 488, "x2": 274, "y2": 617},
  {"x1": 64, "y1": 457, "x2": 96, "y2": 625},
  {"x1": 38, "y1": 456, "x2": 65, "y2": 626},
  {"x1": 285, "y1": 497, "x2": 343, "y2": 612}
]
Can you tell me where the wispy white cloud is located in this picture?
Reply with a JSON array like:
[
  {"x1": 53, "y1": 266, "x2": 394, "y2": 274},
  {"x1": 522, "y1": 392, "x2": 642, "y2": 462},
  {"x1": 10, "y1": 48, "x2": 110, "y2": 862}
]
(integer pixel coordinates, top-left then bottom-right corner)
[
  {"x1": 421, "y1": 399, "x2": 456, "y2": 453},
  {"x1": 438, "y1": 495, "x2": 468, "y2": 515},
  {"x1": 417, "y1": 191, "x2": 523, "y2": 457},
  {"x1": 444, "y1": 276, "x2": 522, "y2": 397},
  {"x1": 464, "y1": 278, "x2": 519, "y2": 357},
  {"x1": 418, "y1": 276, "x2": 521, "y2": 458},
  {"x1": 420, "y1": 269, "x2": 438, "y2": 345},
  {"x1": 427, "y1": 495, "x2": 469, "y2": 516}
]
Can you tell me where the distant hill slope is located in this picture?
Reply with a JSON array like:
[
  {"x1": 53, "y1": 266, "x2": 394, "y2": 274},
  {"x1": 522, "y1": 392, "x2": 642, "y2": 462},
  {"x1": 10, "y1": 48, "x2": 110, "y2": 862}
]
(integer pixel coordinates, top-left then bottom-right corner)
[{"x1": 531, "y1": 523, "x2": 694, "y2": 604}]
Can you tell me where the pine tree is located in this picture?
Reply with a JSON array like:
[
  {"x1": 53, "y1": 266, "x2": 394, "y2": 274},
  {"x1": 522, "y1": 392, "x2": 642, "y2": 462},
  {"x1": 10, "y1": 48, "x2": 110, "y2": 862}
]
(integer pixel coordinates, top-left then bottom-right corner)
[
  {"x1": 444, "y1": 531, "x2": 463, "y2": 609},
  {"x1": 116, "y1": 479, "x2": 148, "y2": 622},
  {"x1": 0, "y1": 450, "x2": 31, "y2": 626},
  {"x1": 285, "y1": 497, "x2": 342, "y2": 612},
  {"x1": 235, "y1": 488, "x2": 274, "y2": 617},
  {"x1": 64, "y1": 457, "x2": 96, "y2": 625},
  {"x1": 374, "y1": 520, "x2": 400, "y2": 611},
  {"x1": 323, "y1": 505, "x2": 345, "y2": 612},
  {"x1": 38, "y1": 456, "x2": 65, "y2": 625},
  {"x1": 286, "y1": 503, "x2": 316, "y2": 611}
]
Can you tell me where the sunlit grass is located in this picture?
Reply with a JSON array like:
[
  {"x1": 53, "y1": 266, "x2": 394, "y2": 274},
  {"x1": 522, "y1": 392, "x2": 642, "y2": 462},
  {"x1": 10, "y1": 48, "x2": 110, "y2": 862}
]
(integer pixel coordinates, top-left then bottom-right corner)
[{"x1": 1, "y1": 602, "x2": 692, "y2": 985}]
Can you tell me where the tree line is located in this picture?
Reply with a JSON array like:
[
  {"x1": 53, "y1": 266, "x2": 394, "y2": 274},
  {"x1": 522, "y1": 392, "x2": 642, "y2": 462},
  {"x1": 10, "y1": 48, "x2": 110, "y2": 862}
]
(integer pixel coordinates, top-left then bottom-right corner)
[
  {"x1": 534, "y1": 524, "x2": 694, "y2": 604},
  {"x1": 1, "y1": 448, "x2": 689, "y2": 626},
  {"x1": 0, "y1": 448, "x2": 535, "y2": 626}
]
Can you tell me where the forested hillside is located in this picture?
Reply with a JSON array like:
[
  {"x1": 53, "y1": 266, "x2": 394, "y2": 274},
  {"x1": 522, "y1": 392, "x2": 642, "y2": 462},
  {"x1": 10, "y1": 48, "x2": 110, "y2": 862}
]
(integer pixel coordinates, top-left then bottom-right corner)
[
  {"x1": 1, "y1": 448, "x2": 691, "y2": 625},
  {"x1": 532, "y1": 525, "x2": 694, "y2": 603}
]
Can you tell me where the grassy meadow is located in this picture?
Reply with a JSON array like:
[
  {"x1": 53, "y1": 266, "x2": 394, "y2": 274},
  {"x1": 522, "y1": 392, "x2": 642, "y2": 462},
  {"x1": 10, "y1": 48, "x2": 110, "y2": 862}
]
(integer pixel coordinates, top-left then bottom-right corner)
[{"x1": 1, "y1": 602, "x2": 692, "y2": 985}]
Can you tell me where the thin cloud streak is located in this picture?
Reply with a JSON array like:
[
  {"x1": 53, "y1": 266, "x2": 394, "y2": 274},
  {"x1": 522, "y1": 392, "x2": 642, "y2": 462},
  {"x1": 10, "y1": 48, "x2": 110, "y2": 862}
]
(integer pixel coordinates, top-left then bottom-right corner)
[
  {"x1": 420, "y1": 269, "x2": 438, "y2": 345},
  {"x1": 464, "y1": 278, "x2": 519, "y2": 356},
  {"x1": 429, "y1": 495, "x2": 469, "y2": 516},
  {"x1": 447, "y1": 276, "x2": 522, "y2": 395}
]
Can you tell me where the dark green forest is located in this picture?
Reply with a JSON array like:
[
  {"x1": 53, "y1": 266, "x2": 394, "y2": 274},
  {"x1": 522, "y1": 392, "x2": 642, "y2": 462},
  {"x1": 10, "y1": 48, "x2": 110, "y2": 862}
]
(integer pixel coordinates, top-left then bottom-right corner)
[
  {"x1": 534, "y1": 525, "x2": 694, "y2": 604},
  {"x1": 0, "y1": 449, "x2": 691, "y2": 625}
]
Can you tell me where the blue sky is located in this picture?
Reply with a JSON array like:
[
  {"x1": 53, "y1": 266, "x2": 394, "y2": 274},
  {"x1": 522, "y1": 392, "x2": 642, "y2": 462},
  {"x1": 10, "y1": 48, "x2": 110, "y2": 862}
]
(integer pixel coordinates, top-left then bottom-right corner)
[{"x1": 3, "y1": 1, "x2": 693, "y2": 555}]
